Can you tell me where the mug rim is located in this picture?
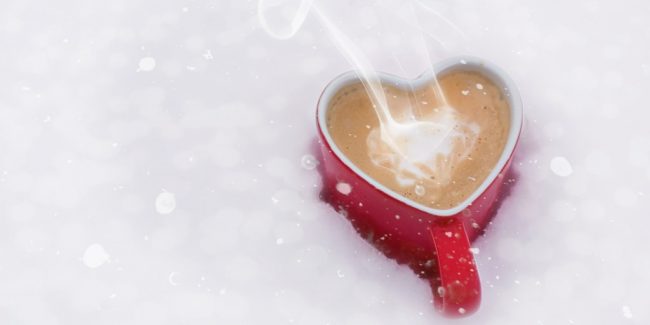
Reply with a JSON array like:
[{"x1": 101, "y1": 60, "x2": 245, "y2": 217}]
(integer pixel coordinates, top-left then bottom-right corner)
[{"x1": 316, "y1": 55, "x2": 523, "y2": 217}]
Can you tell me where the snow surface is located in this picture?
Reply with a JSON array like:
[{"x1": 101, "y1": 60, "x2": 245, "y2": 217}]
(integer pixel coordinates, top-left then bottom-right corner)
[{"x1": 1, "y1": 0, "x2": 649, "y2": 324}]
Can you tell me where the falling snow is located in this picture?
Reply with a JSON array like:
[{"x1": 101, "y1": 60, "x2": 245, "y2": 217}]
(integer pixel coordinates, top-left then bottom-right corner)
[
  {"x1": 622, "y1": 306, "x2": 633, "y2": 319},
  {"x1": 300, "y1": 154, "x2": 319, "y2": 170},
  {"x1": 550, "y1": 156, "x2": 573, "y2": 177},
  {"x1": 83, "y1": 244, "x2": 110, "y2": 268},
  {"x1": 137, "y1": 57, "x2": 156, "y2": 71},
  {"x1": 155, "y1": 191, "x2": 176, "y2": 214}
]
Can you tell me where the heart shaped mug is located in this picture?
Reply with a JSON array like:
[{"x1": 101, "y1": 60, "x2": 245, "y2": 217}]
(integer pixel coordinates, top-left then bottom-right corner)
[{"x1": 315, "y1": 56, "x2": 522, "y2": 317}]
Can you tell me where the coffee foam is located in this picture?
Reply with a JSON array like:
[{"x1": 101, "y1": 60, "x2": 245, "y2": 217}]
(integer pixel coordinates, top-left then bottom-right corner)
[{"x1": 367, "y1": 105, "x2": 479, "y2": 190}]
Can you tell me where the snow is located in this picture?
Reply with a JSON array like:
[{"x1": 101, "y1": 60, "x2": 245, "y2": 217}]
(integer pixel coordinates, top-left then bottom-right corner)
[
  {"x1": 155, "y1": 191, "x2": 176, "y2": 214},
  {"x1": 550, "y1": 156, "x2": 573, "y2": 177},
  {"x1": 300, "y1": 154, "x2": 319, "y2": 170},
  {"x1": 137, "y1": 57, "x2": 157, "y2": 72},
  {"x1": 0, "y1": 0, "x2": 649, "y2": 324},
  {"x1": 83, "y1": 243, "x2": 110, "y2": 268}
]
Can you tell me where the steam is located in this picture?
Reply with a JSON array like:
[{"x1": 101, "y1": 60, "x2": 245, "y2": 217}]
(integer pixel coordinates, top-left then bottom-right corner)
[
  {"x1": 257, "y1": 0, "x2": 313, "y2": 40},
  {"x1": 258, "y1": 0, "x2": 479, "y2": 193}
]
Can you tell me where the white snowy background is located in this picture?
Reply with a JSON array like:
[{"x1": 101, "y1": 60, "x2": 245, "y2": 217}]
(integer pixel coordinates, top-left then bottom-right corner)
[{"x1": 1, "y1": 0, "x2": 649, "y2": 324}]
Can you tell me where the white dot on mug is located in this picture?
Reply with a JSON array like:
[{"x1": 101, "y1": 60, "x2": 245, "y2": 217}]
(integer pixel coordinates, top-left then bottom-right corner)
[{"x1": 336, "y1": 182, "x2": 352, "y2": 195}]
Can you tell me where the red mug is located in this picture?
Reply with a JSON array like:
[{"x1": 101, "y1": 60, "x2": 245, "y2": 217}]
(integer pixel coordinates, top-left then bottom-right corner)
[{"x1": 315, "y1": 57, "x2": 523, "y2": 317}]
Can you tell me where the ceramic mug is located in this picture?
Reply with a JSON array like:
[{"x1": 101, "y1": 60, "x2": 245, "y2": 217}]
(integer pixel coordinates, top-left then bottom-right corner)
[{"x1": 315, "y1": 56, "x2": 523, "y2": 317}]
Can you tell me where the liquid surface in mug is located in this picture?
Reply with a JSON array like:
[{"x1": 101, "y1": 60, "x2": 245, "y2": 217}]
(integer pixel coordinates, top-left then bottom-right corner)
[{"x1": 326, "y1": 70, "x2": 511, "y2": 210}]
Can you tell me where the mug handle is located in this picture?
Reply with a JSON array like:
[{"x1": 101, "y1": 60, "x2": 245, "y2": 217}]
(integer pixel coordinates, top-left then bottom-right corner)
[{"x1": 428, "y1": 218, "x2": 481, "y2": 317}]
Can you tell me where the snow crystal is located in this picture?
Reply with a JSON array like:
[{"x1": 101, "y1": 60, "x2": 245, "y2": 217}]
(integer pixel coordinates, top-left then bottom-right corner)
[
  {"x1": 83, "y1": 243, "x2": 109, "y2": 268},
  {"x1": 155, "y1": 191, "x2": 176, "y2": 214},
  {"x1": 300, "y1": 154, "x2": 319, "y2": 170},
  {"x1": 137, "y1": 57, "x2": 156, "y2": 72},
  {"x1": 168, "y1": 272, "x2": 180, "y2": 286},
  {"x1": 622, "y1": 305, "x2": 633, "y2": 319},
  {"x1": 203, "y1": 49, "x2": 214, "y2": 60},
  {"x1": 550, "y1": 156, "x2": 573, "y2": 177}
]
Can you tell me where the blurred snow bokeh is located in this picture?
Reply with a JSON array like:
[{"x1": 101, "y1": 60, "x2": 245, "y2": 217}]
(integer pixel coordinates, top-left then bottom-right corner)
[{"x1": 1, "y1": 0, "x2": 650, "y2": 323}]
